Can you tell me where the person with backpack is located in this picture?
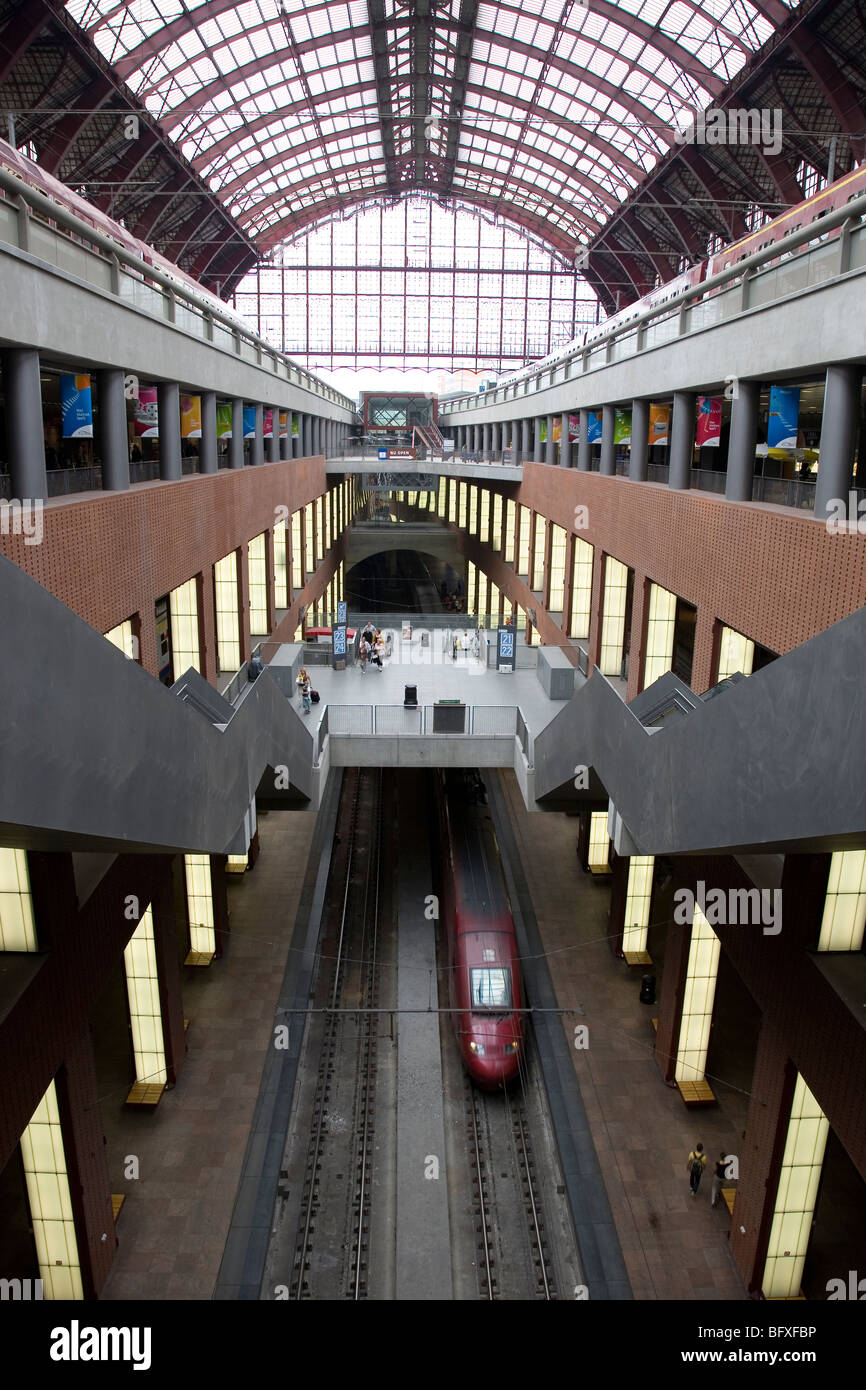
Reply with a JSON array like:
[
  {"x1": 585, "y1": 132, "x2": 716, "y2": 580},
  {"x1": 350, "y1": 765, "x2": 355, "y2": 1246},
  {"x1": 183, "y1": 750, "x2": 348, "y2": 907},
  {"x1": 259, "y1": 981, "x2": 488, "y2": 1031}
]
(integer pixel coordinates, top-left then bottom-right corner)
[{"x1": 687, "y1": 1142, "x2": 706, "y2": 1196}]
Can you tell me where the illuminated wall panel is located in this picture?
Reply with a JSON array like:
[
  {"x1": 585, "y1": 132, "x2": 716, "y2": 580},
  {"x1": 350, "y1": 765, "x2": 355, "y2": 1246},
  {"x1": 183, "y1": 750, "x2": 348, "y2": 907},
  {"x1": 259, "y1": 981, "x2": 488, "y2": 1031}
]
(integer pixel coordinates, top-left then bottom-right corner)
[
  {"x1": 458, "y1": 482, "x2": 467, "y2": 529},
  {"x1": 123, "y1": 905, "x2": 167, "y2": 1091},
  {"x1": 818, "y1": 851, "x2": 866, "y2": 951},
  {"x1": 674, "y1": 907, "x2": 720, "y2": 1084},
  {"x1": 468, "y1": 485, "x2": 478, "y2": 535},
  {"x1": 504, "y1": 499, "x2": 516, "y2": 562},
  {"x1": 517, "y1": 506, "x2": 530, "y2": 576},
  {"x1": 489, "y1": 581, "x2": 501, "y2": 626},
  {"x1": 491, "y1": 494, "x2": 502, "y2": 550},
  {"x1": 643, "y1": 582, "x2": 676, "y2": 686},
  {"x1": 762, "y1": 1076, "x2": 829, "y2": 1300},
  {"x1": 477, "y1": 572, "x2": 488, "y2": 623},
  {"x1": 316, "y1": 497, "x2": 325, "y2": 561},
  {"x1": 718, "y1": 625, "x2": 755, "y2": 680},
  {"x1": 467, "y1": 561, "x2": 477, "y2": 615},
  {"x1": 588, "y1": 811, "x2": 611, "y2": 873},
  {"x1": 274, "y1": 519, "x2": 288, "y2": 608},
  {"x1": 248, "y1": 534, "x2": 268, "y2": 635},
  {"x1": 600, "y1": 556, "x2": 628, "y2": 676},
  {"x1": 214, "y1": 552, "x2": 240, "y2": 671},
  {"x1": 305, "y1": 502, "x2": 315, "y2": 574},
  {"x1": 622, "y1": 856, "x2": 654, "y2": 956},
  {"x1": 448, "y1": 480, "x2": 457, "y2": 523},
  {"x1": 548, "y1": 523, "x2": 566, "y2": 614},
  {"x1": 20, "y1": 1082, "x2": 83, "y2": 1300},
  {"x1": 0, "y1": 847, "x2": 37, "y2": 951},
  {"x1": 105, "y1": 618, "x2": 136, "y2": 660},
  {"x1": 532, "y1": 515, "x2": 547, "y2": 592},
  {"x1": 184, "y1": 855, "x2": 216, "y2": 963},
  {"x1": 570, "y1": 536, "x2": 593, "y2": 639},
  {"x1": 291, "y1": 510, "x2": 302, "y2": 589}
]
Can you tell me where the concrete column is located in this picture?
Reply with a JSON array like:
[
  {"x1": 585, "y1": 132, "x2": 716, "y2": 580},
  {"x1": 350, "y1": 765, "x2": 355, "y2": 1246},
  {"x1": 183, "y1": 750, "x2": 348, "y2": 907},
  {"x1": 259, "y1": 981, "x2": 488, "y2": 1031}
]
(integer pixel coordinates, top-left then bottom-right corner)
[
  {"x1": 157, "y1": 382, "x2": 181, "y2": 481},
  {"x1": 520, "y1": 418, "x2": 530, "y2": 463},
  {"x1": 599, "y1": 403, "x2": 616, "y2": 476},
  {"x1": 533, "y1": 419, "x2": 543, "y2": 463},
  {"x1": 249, "y1": 403, "x2": 263, "y2": 467},
  {"x1": 303, "y1": 415, "x2": 312, "y2": 457},
  {"x1": 725, "y1": 379, "x2": 760, "y2": 502},
  {"x1": 577, "y1": 408, "x2": 591, "y2": 471},
  {"x1": 229, "y1": 398, "x2": 244, "y2": 469},
  {"x1": 267, "y1": 409, "x2": 279, "y2": 463},
  {"x1": 629, "y1": 398, "x2": 649, "y2": 482},
  {"x1": 560, "y1": 412, "x2": 571, "y2": 469},
  {"x1": 4, "y1": 347, "x2": 47, "y2": 501},
  {"x1": 472, "y1": 424, "x2": 480, "y2": 453},
  {"x1": 281, "y1": 410, "x2": 292, "y2": 460},
  {"x1": 97, "y1": 368, "x2": 130, "y2": 491},
  {"x1": 199, "y1": 391, "x2": 217, "y2": 475},
  {"x1": 815, "y1": 364, "x2": 862, "y2": 517},
  {"x1": 545, "y1": 413, "x2": 555, "y2": 467},
  {"x1": 668, "y1": 390, "x2": 696, "y2": 491}
]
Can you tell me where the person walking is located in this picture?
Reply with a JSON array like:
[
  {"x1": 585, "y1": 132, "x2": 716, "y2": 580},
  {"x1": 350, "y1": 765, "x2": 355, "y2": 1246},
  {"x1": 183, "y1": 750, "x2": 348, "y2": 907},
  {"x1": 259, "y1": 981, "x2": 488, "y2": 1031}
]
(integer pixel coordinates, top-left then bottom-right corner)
[
  {"x1": 687, "y1": 1142, "x2": 706, "y2": 1197},
  {"x1": 296, "y1": 666, "x2": 312, "y2": 713},
  {"x1": 358, "y1": 638, "x2": 369, "y2": 674},
  {"x1": 711, "y1": 1152, "x2": 728, "y2": 1208}
]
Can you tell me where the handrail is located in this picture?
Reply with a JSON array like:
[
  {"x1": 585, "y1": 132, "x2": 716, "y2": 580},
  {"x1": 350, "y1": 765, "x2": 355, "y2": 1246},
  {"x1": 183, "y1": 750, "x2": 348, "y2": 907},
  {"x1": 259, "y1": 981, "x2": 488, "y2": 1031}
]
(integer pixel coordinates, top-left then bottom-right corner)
[
  {"x1": 0, "y1": 162, "x2": 355, "y2": 413},
  {"x1": 444, "y1": 191, "x2": 866, "y2": 412}
]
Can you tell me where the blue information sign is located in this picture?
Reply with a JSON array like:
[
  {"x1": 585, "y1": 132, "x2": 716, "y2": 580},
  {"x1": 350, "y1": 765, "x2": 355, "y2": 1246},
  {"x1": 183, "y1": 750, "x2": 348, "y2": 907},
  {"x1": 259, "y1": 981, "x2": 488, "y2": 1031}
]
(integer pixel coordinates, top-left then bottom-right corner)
[
  {"x1": 497, "y1": 627, "x2": 515, "y2": 670},
  {"x1": 337, "y1": 601, "x2": 347, "y2": 624},
  {"x1": 333, "y1": 625, "x2": 347, "y2": 657}
]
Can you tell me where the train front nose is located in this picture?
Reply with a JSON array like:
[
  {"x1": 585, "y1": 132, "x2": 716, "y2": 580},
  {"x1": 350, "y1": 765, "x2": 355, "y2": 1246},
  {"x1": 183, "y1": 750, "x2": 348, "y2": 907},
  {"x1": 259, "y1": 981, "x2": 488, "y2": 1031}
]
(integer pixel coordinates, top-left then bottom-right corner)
[{"x1": 467, "y1": 1036, "x2": 521, "y2": 1089}]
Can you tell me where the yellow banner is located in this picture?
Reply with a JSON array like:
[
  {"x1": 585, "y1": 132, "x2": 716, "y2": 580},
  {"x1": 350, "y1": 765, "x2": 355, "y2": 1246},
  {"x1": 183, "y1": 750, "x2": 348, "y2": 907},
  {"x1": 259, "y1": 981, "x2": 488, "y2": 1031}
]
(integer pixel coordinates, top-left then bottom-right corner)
[
  {"x1": 649, "y1": 403, "x2": 670, "y2": 446},
  {"x1": 180, "y1": 394, "x2": 202, "y2": 439}
]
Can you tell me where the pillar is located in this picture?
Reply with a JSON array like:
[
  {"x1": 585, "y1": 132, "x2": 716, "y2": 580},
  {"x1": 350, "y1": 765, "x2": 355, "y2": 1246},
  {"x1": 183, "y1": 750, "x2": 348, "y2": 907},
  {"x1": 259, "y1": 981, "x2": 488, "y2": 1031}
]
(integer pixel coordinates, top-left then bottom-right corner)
[
  {"x1": 545, "y1": 413, "x2": 555, "y2": 467},
  {"x1": 725, "y1": 379, "x2": 759, "y2": 501},
  {"x1": 474, "y1": 424, "x2": 482, "y2": 453},
  {"x1": 533, "y1": 418, "x2": 543, "y2": 463},
  {"x1": 668, "y1": 390, "x2": 696, "y2": 491},
  {"x1": 199, "y1": 391, "x2": 217, "y2": 474},
  {"x1": 483, "y1": 423, "x2": 491, "y2": 456},
  {"x1": 560, "y1": 412, "x2": 571, "y2": 469},
  {"x1": 157, "y1": 382, "x2": 181, "y2": 481},
  {"x1": 5, "y1": 347, "x2": 47, "y2": 501},
  {"x1": 229, "y1": 398, "x2": 244, "y2": 469},
  {"x1": 599, "y1": 403, "x2": 616, "y2": 476},
  {"x1": 629, "y1": 398, "x2": 649, "y2": 482},
  {"x1": 266, "y1": 409, "x2": 279, "y2": 463},
  {"x1": 303, "y1": 415, "x2": 312, "y2": 457},
  {"x1": 577, "y1": 408, "x2": 591, "y2": 471},
  {"x1": 815, "y1": 364, "x2": 862, "y2": 518},
  {"x1": 520, "y1": 418, "x2": 530, "y2": 463},
  {"x1": 96, "y1": 367, "x2": 130, "y2": 491}
]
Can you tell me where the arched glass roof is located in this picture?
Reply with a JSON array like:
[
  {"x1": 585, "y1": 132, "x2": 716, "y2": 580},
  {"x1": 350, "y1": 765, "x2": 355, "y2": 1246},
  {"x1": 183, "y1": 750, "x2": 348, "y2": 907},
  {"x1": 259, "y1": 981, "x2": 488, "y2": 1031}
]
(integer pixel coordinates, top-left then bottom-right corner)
[{"x1": 65, "y1": 0, "x2": 796, "y2": 261}]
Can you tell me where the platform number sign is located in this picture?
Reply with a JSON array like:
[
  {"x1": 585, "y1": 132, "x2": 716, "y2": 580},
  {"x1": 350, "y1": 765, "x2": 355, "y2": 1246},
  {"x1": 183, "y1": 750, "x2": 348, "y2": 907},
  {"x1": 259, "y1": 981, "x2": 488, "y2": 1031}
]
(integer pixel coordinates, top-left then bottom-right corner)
[
  {"x1": 333, "y1": 624, "x2": 347, "y2": 657},
  {"x1": 337, "y1": 601, "x2": 347, "y2": 624},
  {"x1": 497, "y1": 627, "x2": 515, "y2": 672}
]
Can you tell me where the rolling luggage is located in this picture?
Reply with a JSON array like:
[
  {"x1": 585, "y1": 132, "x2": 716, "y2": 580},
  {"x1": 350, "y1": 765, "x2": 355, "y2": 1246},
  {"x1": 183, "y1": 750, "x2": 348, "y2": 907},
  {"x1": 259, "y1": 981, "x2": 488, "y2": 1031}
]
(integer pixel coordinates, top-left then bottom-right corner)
[{"x1": 310, "y1": 689, "x2": 320, "y2": 703}]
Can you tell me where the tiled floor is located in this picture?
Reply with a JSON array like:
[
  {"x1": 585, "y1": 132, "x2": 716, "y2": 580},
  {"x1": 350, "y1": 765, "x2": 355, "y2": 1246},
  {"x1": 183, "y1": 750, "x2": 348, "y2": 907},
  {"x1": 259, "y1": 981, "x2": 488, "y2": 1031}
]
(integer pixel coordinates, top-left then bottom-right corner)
[{"x1": 497, "y1": 770, "x2": 747, "y2": 1300}]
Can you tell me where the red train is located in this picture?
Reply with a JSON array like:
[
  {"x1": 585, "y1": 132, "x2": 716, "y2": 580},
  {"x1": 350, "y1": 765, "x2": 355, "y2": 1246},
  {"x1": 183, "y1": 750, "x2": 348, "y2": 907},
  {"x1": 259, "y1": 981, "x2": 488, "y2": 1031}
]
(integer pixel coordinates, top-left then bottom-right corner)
[{"x1": 436, "y1": 770, "x2": 524, "y2": 1089}]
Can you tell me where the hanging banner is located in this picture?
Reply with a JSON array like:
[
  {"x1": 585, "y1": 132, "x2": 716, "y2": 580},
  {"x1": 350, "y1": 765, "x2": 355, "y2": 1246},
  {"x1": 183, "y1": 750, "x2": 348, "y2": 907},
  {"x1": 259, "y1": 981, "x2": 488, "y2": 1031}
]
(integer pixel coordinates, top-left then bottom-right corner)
[
  {"x1": 614, "y1": 409, "x2": 632, "y2": 446},
  {"x1": 243, "y1": 405, "x2": 256, "y2": 439},
  {"x1": 539, "y1": 419, "x2": 547, "y2": 443},
  {"x1": 292, "y1": 416, "x2": 299, "y2": 436},
  {"x1": 569, "y1": 413, "x2": 580, "y2": 442},
  {"x1": 552, "y1": 418, "x2": 562, "y2": 443},
  {"x1": 180, "y1": 394, "x2": 202, "y2": 439},
  {"x1": 216, "y1": 402, "x2": 233, "y2": 439},
  {"x1": 587, "y1": 412, "x2": 602, "y2": 444},
  {"x1": 263, "y1": 408, "x2": 274, "y2": 439},
  {"x1": 696, "y1": 395, "x2": 722, "y2": 448},
  {"x1": 278, "y1": 411, "x2": 288, "y2": 439},
  {"x1": 60, "y1": 373, "x2": 93, "y2": 438},
  {"x1": 768, "y1": 386, "x2": 800, "y2": 449},
  {"x1": 648, "y1": 404, "x2": 670, "y2": 446},
  {"x1": 134, "y1": 385, "x2": 159, "y2": 438}
]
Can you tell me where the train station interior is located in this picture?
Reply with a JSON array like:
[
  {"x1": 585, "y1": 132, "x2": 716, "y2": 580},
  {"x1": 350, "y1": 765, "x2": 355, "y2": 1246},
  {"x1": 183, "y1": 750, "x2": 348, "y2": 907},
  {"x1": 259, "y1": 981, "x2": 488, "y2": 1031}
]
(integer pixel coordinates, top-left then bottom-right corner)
[{"x1": 1, "y1": 0, "x2": 865, "y2": 1324}]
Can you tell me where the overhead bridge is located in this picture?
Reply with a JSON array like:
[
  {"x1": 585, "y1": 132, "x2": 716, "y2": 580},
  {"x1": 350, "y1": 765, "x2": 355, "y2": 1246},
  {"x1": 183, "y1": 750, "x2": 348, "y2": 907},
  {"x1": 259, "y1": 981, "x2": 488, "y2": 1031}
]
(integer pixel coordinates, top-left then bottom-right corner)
[{"x1": 2, "y1": 550, "x2": 865, "y2": 858}]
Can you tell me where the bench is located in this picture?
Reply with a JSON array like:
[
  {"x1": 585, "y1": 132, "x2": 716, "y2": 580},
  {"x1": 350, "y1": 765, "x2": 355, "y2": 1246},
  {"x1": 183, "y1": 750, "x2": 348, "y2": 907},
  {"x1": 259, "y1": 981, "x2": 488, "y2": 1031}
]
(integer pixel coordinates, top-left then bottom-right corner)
[
  {"x1": 623, "y1": 949, "x2": 652, "y2": 966},
  {"x1": 676, "y1": 1078, "x2": 716, "y2": 1105},
  {"x1": 125, "y1": 1081, "x2": 164, "y2": 1106}
]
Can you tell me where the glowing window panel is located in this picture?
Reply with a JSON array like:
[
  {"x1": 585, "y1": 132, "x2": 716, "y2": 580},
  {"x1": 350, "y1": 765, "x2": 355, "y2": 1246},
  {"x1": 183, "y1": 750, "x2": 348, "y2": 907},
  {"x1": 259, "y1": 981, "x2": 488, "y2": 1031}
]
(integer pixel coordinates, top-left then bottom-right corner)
[
  {"x1": 489, "y1": 581, "x2": 501, "y2": 626},
  {"x1": 305, "y1": 503, "x2": 315, "y2": 574},
  {"x1": 458, "y1": 483, "x2": 468, "y2": 530},
  {"x1": 448, "y1": 480, "x2": 457, "y2": 524},
  {"x1": 517, "y1": 507, "x2": 530, "y2": 576},
  {"x1": 818, "y1": 851, "x2": 866, "y2": 951},
  {"x1": 169, "y1": 577, "x2": 200, "y2": 676},
  {"x1": 762, "y1": 1076, "x2": 829, "y2": 1300},
  {"x1": 622, "y1": 856, "x2": 654, "y2": 956},
  {"x1": 477, "y1": 571, "x2": 488, "y2": 623},
  {"x1": 492, "y1": 494, "x2": 503, "y2": 551},
  {"x1": 316, "y1": 496, "x2": 325, "y2": 562},
  {"x1": 600, "y1": 556, "x2": 628, "y2": 677},
  {"x1": 532, "y1": 515, "x2": 547, "y2": 593},
  {"x1": 123, "y1": 905, "x2": 167, "y2": 1089},
  {"x1": 548, "y1": 524, "x2": 566, "y2": 615},
  {"x1": 184, "y1": 854, "x2": 215, "y2": 962},
  {"x1": 588, "y1": 811, "x2": 610, "y2": 873},
  {"x1": 214, "y1": 552, "x2": 240, "y2": 671},
  {"x1": 570, "y1": 536, "x2": 593, "y2": 640},
  {"x1": 479, "y1": 490, "x2": 490, "y2": 544},
  {"x1": 468, "y1": 485, "x2": 478, "y2": 536},
  {"x1": 718, "y1": 625, "x2": 755, "y2": 680},
  {"x1": 674, "y1": 906, "x2": 720, "y2": 1085},
  {"x1": 20, "y1": 1081, "x2": 83, "y2": 1300},
  {"x1": 467, "y1": 562, "x2": 477, "y2": 615},
  {"x1": 105, "y1": 618, "x2": 136, "y2": 660},
  {"x1": 0, "y1": 847, "x2": 37, "y2": 951},
  {"x1": 504, "y1": 500, "x2": 516, "y2": 563},
  {"x1": 274, "y1": 519, "x2": 288, "y2": 609},
  {"x1": 438, "y1": 478, "x2": 447, "y2": 516},
  {"x1": 644, "y1": 582, "x2": 677, "y2": 686},
  {"x1": 226, "y1": 853, "x2": 248, "y2": 874},
  {"x1": 291, "y1": 510, "x2": 303, "y2": 589},
  {"x1": 248, "y1": 533, "x2": 268, "y2": 636},
  {"x1": 324, "y1": 492, "x2": 332, "y2": 551}
]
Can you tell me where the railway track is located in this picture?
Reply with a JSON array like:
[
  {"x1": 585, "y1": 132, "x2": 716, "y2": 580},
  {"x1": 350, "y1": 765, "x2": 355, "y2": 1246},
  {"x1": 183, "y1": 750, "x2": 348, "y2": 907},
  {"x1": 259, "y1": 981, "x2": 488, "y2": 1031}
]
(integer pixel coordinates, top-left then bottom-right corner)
[{"x1": 288, "y1": 767, "x2": 387, "y2": 1299}]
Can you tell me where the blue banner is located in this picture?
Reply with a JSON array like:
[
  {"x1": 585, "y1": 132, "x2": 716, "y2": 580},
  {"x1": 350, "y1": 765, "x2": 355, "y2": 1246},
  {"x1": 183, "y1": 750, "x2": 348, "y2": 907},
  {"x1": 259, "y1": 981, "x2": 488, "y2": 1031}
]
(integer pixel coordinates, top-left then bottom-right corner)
[
  {"x1": 60, "y1": 373, "x2": 93, "y2": 438},
  {"x1": 587, "y1": 412, "x2": 602, "y2": 444},
  {"x1": 243, "y1": 405, "x2": 256, "y2": 439},
  {"x1": 768, "y1": 386, "x2": 800, "y2": 449}
]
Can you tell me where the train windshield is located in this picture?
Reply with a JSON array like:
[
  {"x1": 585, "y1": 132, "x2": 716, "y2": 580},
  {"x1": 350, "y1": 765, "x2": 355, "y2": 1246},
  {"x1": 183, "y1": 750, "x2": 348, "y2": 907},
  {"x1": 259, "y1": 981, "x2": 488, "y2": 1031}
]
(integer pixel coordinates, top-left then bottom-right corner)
[{"x1": 470, "y1": 967, "x2": 512, "y2": 1010}]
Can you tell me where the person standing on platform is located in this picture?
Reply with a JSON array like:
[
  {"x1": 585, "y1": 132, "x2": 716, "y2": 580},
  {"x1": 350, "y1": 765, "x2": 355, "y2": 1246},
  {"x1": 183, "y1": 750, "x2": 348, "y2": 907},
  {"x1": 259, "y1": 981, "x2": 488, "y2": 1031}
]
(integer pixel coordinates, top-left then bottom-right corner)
[
  {"x1": 358, "y1": 639, "x2": 369, "y2": 674},
  {"x1": 687, "y1": 1142, "x2": 706, "y2": 1197},
  {"x1": 711, "y1": 1152, "x2": 727, "y2": 1208}
]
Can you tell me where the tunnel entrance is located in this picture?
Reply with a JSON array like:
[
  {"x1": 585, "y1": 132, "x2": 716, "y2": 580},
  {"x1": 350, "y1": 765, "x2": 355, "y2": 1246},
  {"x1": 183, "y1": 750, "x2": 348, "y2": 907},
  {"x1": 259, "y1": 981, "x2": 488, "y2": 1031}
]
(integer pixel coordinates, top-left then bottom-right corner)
[{"x1": 345, "y1": 549, "x2": 464, "y2": 614}]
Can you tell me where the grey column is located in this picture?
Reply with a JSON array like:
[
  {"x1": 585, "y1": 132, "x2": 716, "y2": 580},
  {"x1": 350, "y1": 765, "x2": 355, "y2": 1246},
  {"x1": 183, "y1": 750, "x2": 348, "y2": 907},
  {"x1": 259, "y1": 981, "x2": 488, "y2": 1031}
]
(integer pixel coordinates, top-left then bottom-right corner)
[
  {"x1": 97, "y1": 368, "x2": 130, "y2": 491},
  {"x1": 229, "y1": 398, "x2": 244, "y2": 469},
  {"x1": 313, "y1": 417, "x2": 322, "y2": 456},
  {"x1": 668, "y1": 390, "x2": 696, "y2": 491},
  {"x1": 629, "y1": 398, "x2": 649, "y2": 482},
  {"x1": 482, "y1": 424, "x2": 490, "y2": 456},
  {"x1": 157, "y1": 382, "x2": 181, "y2": 481},
  {"x1": 281, "y1": 410, "x2": 292, "y2": 460},
  {"x1": 199, "y1": 390, "x2": 217, "y2": 475},
  {"x1": 577, "y1": 409, "x2": 591, "y2": 472},
  {"x1": 267, "y1": 409, "x2": 279, "y2": 463},
  {"x1": 520, "y1": 418, "x2": 530, "y2": 464},
  {"x1": 599, "y1": 403, "x2": 616, "y2": 476},
  {"x1": 249, "y1": 402, "x2": 264, "y2": 467},
  {"x1": 816, "y1": 365, "x2": 863, "y2": 518},
  {"x1": 560, "y1": 412, "x2": 571, "y2": 469},
  {"x1": 545, "y1": 414, "x2": 555, "y2": 467},
  {"x1": 303, "y1": 415, "x2": 312, "y2": 457},
  {"x1": 5, "y1": 348, "x2": 47, "y2": 501},
  {"x1": 533, "y1": 419, "x2": 543, "y2": 463},
  {"x1": 725, "y1": 380, "x2": 759, "y2": 502},
  {"x1": 491, "y1": 422, "x2": 501, "y2": 456},
  {"x1": 473, "y1": 424, "x2": 481, "y2": 453}
]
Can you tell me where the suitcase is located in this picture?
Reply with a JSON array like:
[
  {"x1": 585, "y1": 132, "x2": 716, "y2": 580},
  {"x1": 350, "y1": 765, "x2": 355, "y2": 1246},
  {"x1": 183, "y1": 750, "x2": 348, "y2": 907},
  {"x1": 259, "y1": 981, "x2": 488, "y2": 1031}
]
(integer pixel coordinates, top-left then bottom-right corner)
[{"x1": 311, "y1": 689, "x2": 320, "y2": 703}]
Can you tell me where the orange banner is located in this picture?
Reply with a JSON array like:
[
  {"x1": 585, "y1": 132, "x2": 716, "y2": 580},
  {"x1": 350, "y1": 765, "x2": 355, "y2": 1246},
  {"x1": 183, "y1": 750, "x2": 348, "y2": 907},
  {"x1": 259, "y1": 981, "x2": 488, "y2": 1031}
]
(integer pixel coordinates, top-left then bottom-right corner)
[{"x1": 180, "y1": 394, "x2": 202, "y2": 439}]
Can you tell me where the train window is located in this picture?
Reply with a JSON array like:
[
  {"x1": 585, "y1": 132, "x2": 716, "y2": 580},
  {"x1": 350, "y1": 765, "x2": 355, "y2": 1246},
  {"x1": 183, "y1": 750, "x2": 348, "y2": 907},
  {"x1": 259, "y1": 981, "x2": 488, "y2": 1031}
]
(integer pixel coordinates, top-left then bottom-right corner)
[{"x1": 470, "y1": 967, "x2": 512, "y2": 1010}]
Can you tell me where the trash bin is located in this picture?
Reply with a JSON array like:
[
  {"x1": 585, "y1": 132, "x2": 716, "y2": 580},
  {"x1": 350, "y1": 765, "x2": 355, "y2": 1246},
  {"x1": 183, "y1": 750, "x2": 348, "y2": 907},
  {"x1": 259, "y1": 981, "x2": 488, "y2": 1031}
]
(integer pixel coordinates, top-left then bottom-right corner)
[
  {"x1": 639, "y1": 973, "x2": 656, "y2": 1005},
  {"x1": 404, "y1": 683, "x2": 418, "y2": 707}
]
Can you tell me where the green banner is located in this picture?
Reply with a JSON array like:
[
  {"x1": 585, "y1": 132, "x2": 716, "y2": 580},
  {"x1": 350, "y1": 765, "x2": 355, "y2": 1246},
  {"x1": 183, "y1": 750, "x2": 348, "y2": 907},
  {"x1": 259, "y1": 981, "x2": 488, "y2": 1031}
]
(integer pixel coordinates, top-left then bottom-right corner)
[
  {"x1": 614, "y1": 409, "x2": 632, "y2": 445},
  {"x1": 216, "y1": 402, "x2": 232, "y2": 439}
]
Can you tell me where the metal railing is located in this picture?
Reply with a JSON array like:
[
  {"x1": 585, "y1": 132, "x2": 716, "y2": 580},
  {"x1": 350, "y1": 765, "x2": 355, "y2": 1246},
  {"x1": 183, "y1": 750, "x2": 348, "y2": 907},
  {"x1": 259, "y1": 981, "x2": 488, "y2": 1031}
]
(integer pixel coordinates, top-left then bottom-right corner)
[
  {"x1": 220, "y1": 642, "x2": 263, "y2": 705},
  {"x1": 324, "y1": 703, "x2": 520, "y2": 737},
  {"x1": 515, "y1": 708, "x2": 532, "y2": 765}
]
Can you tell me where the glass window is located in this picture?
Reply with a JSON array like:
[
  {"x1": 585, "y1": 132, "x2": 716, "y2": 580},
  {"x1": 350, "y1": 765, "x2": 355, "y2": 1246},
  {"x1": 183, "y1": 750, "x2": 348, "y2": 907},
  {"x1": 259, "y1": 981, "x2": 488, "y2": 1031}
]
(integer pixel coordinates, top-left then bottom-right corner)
[{"x1": 470, "y1": 966, "x2": 512, "y2": 1010}]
